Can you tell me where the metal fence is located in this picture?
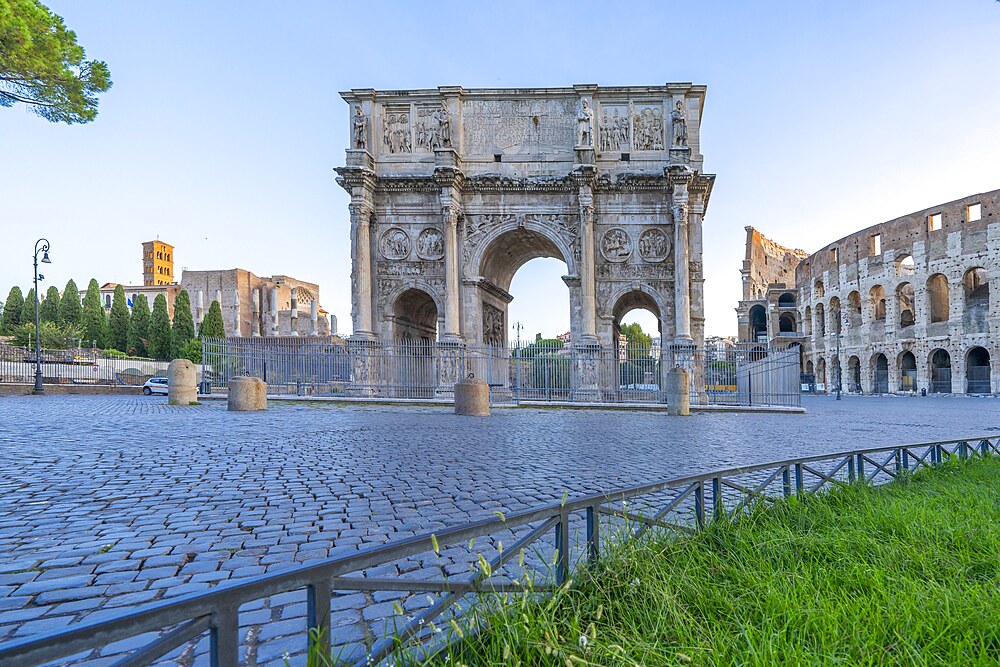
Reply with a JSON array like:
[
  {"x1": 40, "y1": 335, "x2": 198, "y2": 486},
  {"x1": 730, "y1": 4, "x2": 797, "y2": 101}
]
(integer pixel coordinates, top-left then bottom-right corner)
[
  {"x1": 1, "y1": 434, "x2": 995, "y2": 667},
  {"x1": 202, "y1": 338, "x2": 801, "y2": 408},
  {"x1": 0, "y1": 344, "x2": 169, "y2": 386}
]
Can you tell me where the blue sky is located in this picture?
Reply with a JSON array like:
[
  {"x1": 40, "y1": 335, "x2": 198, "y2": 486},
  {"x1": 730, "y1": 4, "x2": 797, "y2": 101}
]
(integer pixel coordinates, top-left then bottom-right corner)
[{"x1": 2, "y1": 1, "x2": 998, "y2": 339}]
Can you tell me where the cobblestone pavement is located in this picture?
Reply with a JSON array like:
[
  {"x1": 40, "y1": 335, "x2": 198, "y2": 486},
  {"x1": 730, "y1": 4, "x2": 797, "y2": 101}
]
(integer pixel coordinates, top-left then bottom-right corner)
[{"x1": 1, "y1": 394, "x2": 999, "y2": 664}]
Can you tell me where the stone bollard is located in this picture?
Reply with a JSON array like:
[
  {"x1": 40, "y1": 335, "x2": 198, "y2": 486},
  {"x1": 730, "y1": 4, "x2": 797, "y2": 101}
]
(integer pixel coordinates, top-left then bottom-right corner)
[
  {"x1": 665, "y1": 367, "x2": 690, "y2": 416},
  {"x1": 454, "y1": 374, "x2": 490, "y2": 417},
  {"x1": 167, "y1": 359, "x2": 198, "y2": 405},
  {"x1": 228, "y1": 376, "x2": 267, "y2": 411}
]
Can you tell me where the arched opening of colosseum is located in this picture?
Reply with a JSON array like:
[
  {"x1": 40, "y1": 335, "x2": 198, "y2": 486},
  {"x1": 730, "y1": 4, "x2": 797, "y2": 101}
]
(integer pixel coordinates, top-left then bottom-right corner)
[
  {"x1": 814, "y1": 279, "x2": 825, "y2": 299},
  {"x1": 848, "y1": 355, "x2": 861, "y2": 393},
  {"x1": 871, "y1": 353, "x2": 889, "y2": 393},
  {"x1": 815, "y1": 302, "x2": 826, "y2": 337},
  {"x1": 847, "y1": 291, "x2": 862, "y2": 328},
  {"x1": 895, "y1": 254, "x2": 915, "y2": 277},
  {"x1": 804, "y1": 306, "x2": 812, "y2": 337},
  {"x1": 748, "y1": 304, "x2": 767, "y2": 342},
  {"x1": 829, "y1": 297, "x2": 842, "y2": 334},
  {"x1": 778, "y1": 312, "x2": 796, "y2": 334},
  {"x1": 927, "y1": 274, "x2": 950, "y2": 324},
  {"x1": 929, "y1": 348, "x2": 952, "y2": 393},
  {"x1": 896, "y1": 282, "x2": 915, "y2": 328},
  {"x1": 805, "y1": 359, "x2": 814, "y2": 375},
  {"x1": 898, "y1": 350, "x2": 917, "y2": 392},
  {"x1": 869, "y1": 285, "x2": 886, "y2": 322},
  {"x1": 778, "y1": 292, "x2": 796, "y2": 307},
  {"x1": 966, "y1": 347, "x2": 991, "y2": 394},
  {"x1": 612, "y1": 290, "x2": 662, "y2": 390},
  {"x1": 963, "y1": 268, "x2": 989, "y2": 333},
  {"x1": 391, "y1": 288, "x2": 439, "y2": 343},
  {"x1": 816, "y1": 357, "x2": 826, "y2": 389},
  {"x1": 481, "y1": 228, "x2": 570, "y2": 348}
]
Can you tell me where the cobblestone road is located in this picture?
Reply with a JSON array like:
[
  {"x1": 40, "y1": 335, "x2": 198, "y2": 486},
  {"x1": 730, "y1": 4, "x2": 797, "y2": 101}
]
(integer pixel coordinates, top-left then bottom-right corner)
[{"x1": 1, "y1": 394, "x2": 998, "y2": 664}]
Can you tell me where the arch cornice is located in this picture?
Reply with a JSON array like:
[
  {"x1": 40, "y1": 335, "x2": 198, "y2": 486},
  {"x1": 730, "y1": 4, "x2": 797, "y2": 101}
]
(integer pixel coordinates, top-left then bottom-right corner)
[{"x1": 465, "y1": 217, "x2": 579, "y2": 282}]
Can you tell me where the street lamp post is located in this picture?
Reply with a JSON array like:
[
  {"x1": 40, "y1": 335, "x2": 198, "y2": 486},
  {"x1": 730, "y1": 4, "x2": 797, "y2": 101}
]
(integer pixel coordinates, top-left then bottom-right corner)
[{"x1": 32, "y1": 239, "x2": 52, "y2": 394}]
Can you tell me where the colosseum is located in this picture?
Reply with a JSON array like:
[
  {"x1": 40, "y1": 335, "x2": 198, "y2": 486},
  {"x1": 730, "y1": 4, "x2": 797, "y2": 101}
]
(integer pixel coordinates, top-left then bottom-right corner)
[{"x1": 737, "y1": 188, "x2": 1000, "y2": 395}]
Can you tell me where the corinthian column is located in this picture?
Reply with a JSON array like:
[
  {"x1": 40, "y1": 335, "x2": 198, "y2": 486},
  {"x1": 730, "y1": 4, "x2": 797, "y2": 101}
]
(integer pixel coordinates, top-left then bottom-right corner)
[
  {"x1": 578, "y1": 186, "x2": 598, "y2": 343},
  {"x1": 672, "y1": 188, "x2": 692, "y2": 343},
  {"x1": 442, "y1": 205, "x2": 462, "y2": 341},
  {"x1": 351, "y1": 202, "x2": 375, "y2": 338}
]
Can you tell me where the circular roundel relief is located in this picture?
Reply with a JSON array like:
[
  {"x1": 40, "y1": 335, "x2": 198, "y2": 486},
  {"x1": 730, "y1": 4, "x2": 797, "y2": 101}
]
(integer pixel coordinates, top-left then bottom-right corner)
[
  {"x1": 637, "y1": 227, "x2": 671, "y2": 262},
  {"x1": 379, "y1": 228, "x2": 411, "y2": 260},
  {"x1": 600, "y1": 227, "x2": 633, "y2": 262},
  {"x1": 415, "y1": 228, "x2": 445, "y2": 260}
]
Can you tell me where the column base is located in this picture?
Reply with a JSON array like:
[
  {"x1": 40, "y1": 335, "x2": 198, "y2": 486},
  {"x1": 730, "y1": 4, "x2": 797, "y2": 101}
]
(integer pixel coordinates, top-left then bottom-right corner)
[
  {"x1": 571, "y1": 343, "x2": 602, "y2": 402},
  {"x1": 348, "y1": 337, "x2": 381, "y2": 397},
  {"x1": 435, "y1": 340, "x2": 466, "y2": 398}
]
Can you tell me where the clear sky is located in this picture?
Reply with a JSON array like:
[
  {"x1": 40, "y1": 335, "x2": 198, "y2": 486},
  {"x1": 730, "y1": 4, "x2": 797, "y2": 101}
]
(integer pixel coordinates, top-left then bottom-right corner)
[{"x1": 2, "y1": 1, "x2": 998, "y2": 340}]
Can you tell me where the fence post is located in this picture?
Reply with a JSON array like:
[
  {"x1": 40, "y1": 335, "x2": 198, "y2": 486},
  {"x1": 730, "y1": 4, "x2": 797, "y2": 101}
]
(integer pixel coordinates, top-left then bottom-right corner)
[
  {"x1": 782, "y1": 466, "x2": 791, "y2": 498},
  {"x1": 210, "y1": 606, "x2": 239, "y2": 667},
  {"x1": 856, "y1": 453, "x2": 865, "y2": 483},
  {"x1": 711, "y1": 476, "x2": 723, "y2": 522},
  {"x1": 307, "y1": 580, "x2": 332, "y2": 658},
  {"x1": 586, "y1": 506, "x2": 599, "y2": 568},
  {"x1": 794, "y1": 463, "x2": 803, "y2": 494},
  {"x1": 847, "y1": 455, "x2": 855, "y2": 483},
  {"x1": 901, "y1": 448, "x2": 909, "y2": 471},
  {"x1": 555, "y1": 511, "x2": 570, "y2": 585},
  {"x1": 694, "y1": 482, "x2": 705, "y2": 529},
  {"x1": 894, "y1": 448, "x2": 902, "y2": 475}
]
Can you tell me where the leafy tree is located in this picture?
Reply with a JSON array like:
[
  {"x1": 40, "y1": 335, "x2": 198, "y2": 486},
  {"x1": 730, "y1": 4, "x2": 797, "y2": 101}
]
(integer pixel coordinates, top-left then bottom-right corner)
[
  {"x1": 1, "y1": 285, "x2": 22, "y2": 332},
  {"x1": 58, "y1": 278, "x2": 81, "y2": 326},
  {"x1": 20, "y1": 287, "x2": 35, "y2": 327},
  {"x1": 0, "y1": 0, "x2": 113, "y2": 123},
  {"x1": 178, "y1": 338, "x2": 202, "y2": 364},
  {"x1": 126, "y1": 293, "x2": 150, "y2": 357},
  {"x1": 198, "y1": 300, "x2": 226, "y2": 339},
  {"x1": 80, "y1": 278, "x2": 105, "y2": 347},
  {"x1": 620, "y1": 322, "x2": 653, "y2": 360},
  {"x1": 40, "y1": 285, "x2": 60, "y2": 323},
  {"x1": 148, "y1": 294, "x2": 172, "y2": 360},
  {"x1": 12, "y1": 320, "x2": 80, "y2": 348},
  {"x1": 108, "y1": 284, "x2": 129, "y2": 352},
  {"x1": 171, "y1": 290, "x2": 195, "y2": 358}
]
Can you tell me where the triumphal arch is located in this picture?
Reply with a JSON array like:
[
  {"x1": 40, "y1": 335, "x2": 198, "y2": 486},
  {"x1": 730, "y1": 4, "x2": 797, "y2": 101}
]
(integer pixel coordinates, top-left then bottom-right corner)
[{"x1": 336, "y1": 84, "x2": 714, "y2": 398}]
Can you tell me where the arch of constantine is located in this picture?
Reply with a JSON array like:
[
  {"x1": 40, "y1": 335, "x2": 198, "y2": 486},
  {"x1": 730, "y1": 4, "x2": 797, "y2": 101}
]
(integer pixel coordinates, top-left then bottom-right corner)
[{"x1": 336, "y1": 84, "x2": 715, "y2": 398}]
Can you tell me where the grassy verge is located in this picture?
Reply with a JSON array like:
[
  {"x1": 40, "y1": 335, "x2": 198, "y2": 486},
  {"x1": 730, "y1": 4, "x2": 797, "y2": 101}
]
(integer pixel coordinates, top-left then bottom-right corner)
[{"x1": 425, "y1": 457, "x2": 1000, "y2": 666}]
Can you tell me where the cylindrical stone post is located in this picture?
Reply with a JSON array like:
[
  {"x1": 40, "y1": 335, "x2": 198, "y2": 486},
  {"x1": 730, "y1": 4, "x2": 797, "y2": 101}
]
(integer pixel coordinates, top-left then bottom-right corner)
[
  {"x1": 167, "y1": 359, "x2": 197, "y2": 405},
  {"x1": 330, "y1": 314, "x2": 338, "y2": 336},
  {"x1": 228, "y1": 376, "x2": 267, "y2": 411},
  {"x1": 454, "y1": 375, "x2": 490, "y2": 416},
  {"x1": 310, "y1": 299, "x2": 318, "y2": 337},
  {"x1": 290, "y1": 287, "x2": 299, "y2": 336},
  {"x1": 666, "y1": 367, "x2": 691, "y2": 416}
]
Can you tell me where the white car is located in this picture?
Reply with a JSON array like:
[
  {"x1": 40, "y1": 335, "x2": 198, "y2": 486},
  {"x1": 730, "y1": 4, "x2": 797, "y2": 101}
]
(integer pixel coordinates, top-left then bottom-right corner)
[{"x1": 142, "y1": 377, "x2": 169, "y2": 395}]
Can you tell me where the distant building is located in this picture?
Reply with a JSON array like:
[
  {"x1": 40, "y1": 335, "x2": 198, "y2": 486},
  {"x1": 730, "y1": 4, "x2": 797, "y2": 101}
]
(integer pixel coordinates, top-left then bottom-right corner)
[
  {"x1": 89, "y1": 283, "x2": 180, "y2": 318},
  {"x1": 555, "y1": 331, "x2": 572, "y2": 345},
  {"x1": 143, "y1": 240, "x2": 175, "y2": 286},
  {"x1": 735, "y1": 227, "x2": 809, "y2": 345}
]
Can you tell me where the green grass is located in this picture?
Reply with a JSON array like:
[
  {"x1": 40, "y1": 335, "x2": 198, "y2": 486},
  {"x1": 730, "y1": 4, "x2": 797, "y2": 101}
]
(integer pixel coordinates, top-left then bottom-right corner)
[{"x1": 423, "y1": 457, "x2": 1000, "y2": 666}]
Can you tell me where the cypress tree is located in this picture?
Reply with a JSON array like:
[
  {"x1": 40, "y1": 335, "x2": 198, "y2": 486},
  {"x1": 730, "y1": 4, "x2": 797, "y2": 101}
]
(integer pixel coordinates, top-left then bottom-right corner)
[
  {"x1": 108, "y1": 285, "x2": 129, "y2": 352},
  {"x1": 2, "y1": 286, "x2": 24, "y2": 332},
  {"x1": 171, "y1": 290, "x2": 196, "y2": 358},
  {"x1": 40, "y1": 286, "x2": 61, "y2": 324},
  {"x1": 127, "y1": 294, "x2": 151, "y2": 357},
  {"x1": 80, "y1": 279, "x2": 106, "y2": 347},
  {"x1": 20, "y1": 288, "x2": 35, "y2": 329},
  {"x1": 198, "y1": 300, "x2": 226, "y2": 339},
  {"x1": 148, "y1": 294, "x2": 172, "y2": 360},
  {"x1": 58, "y1": 278, "x2": 82, "y2": 327}
]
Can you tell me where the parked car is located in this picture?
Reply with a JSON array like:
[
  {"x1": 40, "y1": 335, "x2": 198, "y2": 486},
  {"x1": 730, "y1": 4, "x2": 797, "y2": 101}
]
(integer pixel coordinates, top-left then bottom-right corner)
[{"x1": 142, "y1": 377, "x2": 168, "y2": 395}]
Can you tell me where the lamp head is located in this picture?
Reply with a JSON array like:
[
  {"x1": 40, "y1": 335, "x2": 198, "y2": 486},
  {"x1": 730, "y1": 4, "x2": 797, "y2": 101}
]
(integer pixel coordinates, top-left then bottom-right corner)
[{"x1": 41, "y1": 251, "x2": 51, "y2": 264}]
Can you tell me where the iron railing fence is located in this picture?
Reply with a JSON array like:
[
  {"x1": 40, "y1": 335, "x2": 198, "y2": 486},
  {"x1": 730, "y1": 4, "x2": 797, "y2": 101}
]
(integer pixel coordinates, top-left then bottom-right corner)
[
  {"x1": 201, "y1": 338, "x2": 801, "y2": 407},
  {"x1": 0, "y1": 344, "x2": 169, "y2": 386},
  {"x1": 2, "y1": 435, "x2": 994, "y2": 667}
]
